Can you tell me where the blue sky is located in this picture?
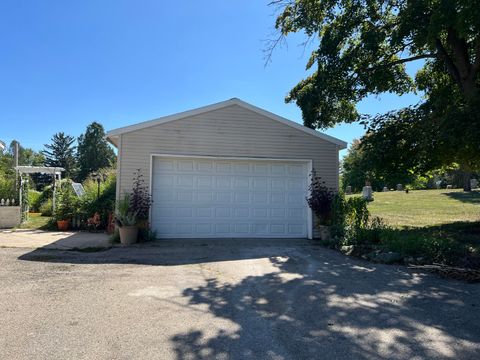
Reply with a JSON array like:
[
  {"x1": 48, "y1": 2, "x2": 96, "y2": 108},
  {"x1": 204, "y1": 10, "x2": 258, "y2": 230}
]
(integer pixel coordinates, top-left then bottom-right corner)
[{"x1": 0, "y1": 0, "x2": 422, "y2": 157}]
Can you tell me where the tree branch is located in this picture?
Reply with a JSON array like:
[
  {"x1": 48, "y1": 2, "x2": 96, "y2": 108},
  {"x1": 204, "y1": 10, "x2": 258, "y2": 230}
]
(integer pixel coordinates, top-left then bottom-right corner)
[
  {"x1": 263, "y1": 32, "x2": 287, "y2": 66},
  {"x1": 435, "y1": 38, "x2": 462, "y2": 88},
  {"x1": 387, "y1": 54, "x2": 436, "y2": 66},
  {"x1": 364, "y1": 53, "x2": 436, "y2": 72}
]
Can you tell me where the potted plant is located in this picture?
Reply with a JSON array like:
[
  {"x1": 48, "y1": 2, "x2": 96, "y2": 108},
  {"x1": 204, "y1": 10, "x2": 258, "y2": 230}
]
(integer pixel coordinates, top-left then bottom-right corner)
[
  {"x1": 55, "y1": 185, "x2": 77, "y2": 231},
  {"x1": 125, "y1": 169, "x2": 153, "y2": 241},
  {"x1": 129, "y1": 169, "x2": 153, "y2": 241},
  {"x1": 115, "y1": 194, "x2": 138, "y2": 245},
  {"x1": 306, "y1": 170, "x2": 336, "y2": 241}
]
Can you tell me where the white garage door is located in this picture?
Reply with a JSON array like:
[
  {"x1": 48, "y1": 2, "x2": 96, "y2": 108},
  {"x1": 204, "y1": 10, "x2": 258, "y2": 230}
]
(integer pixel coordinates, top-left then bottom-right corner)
[{"x1": 151, "y1": 156, "x2": 311, "y2": 238}]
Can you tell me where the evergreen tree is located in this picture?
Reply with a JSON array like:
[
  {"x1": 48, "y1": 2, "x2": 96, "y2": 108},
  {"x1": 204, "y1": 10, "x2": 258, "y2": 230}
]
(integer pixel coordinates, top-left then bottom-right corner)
[
  {"x1": 42, "y1": 132, "x2": 76, "y2": 178},
  {"x1": 77, "y1": 122, "x2": 115, "y2": 181}
]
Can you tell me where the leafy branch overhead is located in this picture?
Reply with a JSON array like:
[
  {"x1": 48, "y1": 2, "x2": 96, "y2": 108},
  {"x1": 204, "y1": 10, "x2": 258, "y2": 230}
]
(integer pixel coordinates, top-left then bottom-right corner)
[{"x1": 270, "y1": 0, "x2": 480, "y2": 129}]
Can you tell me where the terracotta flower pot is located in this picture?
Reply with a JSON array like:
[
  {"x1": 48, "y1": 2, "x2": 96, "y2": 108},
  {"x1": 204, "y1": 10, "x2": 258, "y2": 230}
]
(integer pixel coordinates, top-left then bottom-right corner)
[
  {"x1": 119, "y1": 225, "x2": 138, "y2": 246},
  {"x1": 57, "y1": 220, "x2": 70, "y2": 231}
]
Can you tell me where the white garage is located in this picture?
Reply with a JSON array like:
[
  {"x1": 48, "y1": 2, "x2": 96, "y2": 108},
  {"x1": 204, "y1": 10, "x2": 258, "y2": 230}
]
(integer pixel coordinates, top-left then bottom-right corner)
[
  {"x1": 106, "y1": 98, "x2": 347, "y2": 239},
  {"x1": 150, "y1": 156, "x2": 311, "y2": 238}
]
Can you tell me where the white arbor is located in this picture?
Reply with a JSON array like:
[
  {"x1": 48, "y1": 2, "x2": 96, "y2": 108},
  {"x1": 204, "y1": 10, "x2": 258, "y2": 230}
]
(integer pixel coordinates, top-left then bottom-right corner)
[{"x1": 15, "y1": 166, "x2": 65, "y2": 220}]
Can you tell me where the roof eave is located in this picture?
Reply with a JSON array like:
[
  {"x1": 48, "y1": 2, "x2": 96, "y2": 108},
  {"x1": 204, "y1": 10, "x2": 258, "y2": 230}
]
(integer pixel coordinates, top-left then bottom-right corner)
[{"x1": 106, "y1": 135, "x2": 119, "y2": 148}]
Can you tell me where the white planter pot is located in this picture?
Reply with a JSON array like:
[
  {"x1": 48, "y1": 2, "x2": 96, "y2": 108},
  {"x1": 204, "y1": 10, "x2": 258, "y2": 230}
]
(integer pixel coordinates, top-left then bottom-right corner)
[
  {"x1": 317, "y1": 225, "x2": 331, "y2": 241},
  {"x1": 119, "y1": 226, "x2": 138, "y2": 246}
]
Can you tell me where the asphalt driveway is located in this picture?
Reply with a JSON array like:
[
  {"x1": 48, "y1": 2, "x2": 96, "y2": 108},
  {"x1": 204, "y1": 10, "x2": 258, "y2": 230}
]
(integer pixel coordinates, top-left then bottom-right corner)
[{"x1": 0, "y1": 239, "x2": 479, "y2": 359}]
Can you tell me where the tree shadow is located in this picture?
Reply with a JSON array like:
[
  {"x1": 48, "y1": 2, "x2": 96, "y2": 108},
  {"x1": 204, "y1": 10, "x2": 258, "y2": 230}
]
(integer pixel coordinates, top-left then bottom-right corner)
[
  {"x1": 170, "y1": 250, "x2": 480, "y2": 359},
  {"x1": 442, "y1": 190, "x2": 480, "y2": 204},
  {"x1": 18, "y1": 238, "x2": 316, "y2": 266}
]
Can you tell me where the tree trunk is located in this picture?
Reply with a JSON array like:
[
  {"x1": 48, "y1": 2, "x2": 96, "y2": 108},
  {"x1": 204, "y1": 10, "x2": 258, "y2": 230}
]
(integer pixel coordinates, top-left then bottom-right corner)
[{"x1": 462, "y1": 169, "x2": 472, "y2": 192}]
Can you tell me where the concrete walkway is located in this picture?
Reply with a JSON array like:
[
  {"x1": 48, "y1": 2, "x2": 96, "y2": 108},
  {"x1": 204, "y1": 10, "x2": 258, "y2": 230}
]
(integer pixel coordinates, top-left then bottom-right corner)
[{"x1": 0, "y1": 229, "x2": 111, "y2": 250}]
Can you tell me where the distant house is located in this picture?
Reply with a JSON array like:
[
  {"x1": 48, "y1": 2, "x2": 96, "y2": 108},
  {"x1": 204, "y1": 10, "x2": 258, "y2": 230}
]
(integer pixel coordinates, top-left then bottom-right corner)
[{"x1": 106, "y1": 98, "x2": 346, "y2": 239}]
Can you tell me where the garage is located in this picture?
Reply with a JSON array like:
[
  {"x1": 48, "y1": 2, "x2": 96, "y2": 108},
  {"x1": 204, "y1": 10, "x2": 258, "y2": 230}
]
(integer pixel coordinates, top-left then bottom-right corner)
[
  {"x1": 106, "y1": 98, "x2": 347, "y2": 240},
  {"x1": 151, "y1": 156, "x2": 312, "y2": 238}
]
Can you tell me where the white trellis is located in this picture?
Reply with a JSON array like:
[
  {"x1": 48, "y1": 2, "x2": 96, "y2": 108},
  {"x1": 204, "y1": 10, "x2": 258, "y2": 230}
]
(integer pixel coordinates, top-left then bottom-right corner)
[{"x1": 15, "y1": 166, "x2": 65, "y2": 219}]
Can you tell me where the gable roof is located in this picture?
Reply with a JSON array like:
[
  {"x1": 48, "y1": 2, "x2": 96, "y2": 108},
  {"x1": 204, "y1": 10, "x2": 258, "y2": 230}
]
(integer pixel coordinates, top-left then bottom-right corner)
[{"x1": 106, "y1": 98, "x2": 347, "y2": 149}]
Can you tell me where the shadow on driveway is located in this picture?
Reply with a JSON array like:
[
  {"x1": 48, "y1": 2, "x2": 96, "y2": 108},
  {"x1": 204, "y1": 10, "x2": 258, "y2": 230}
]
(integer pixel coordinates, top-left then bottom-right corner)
[
  {"x1": 18, "y1": 238, "x2": 314, "y2": 265},
  {"x1": 169, "y1": 248, "x2": 480, "y2": 359},
  {"x1": 17, "y1": 238, "x2": 480, "y2": 359}
]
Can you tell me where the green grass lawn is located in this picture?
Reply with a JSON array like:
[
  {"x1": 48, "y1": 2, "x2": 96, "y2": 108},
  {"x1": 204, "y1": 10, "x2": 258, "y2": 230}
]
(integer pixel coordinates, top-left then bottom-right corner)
[
  {"x1": 366, "y1": 189, "x2": 480, "y2": 228},
  {"x1": 16, "y1": 213, "x2": 52, "y2": 230}
]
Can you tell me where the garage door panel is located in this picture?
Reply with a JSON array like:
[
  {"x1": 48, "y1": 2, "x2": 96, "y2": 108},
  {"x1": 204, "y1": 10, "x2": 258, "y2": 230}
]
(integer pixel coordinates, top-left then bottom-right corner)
[
  {"x1": 287, "y1": 178, "x2": 304, "y2": 191},
  {"x1": 215, "y1": 223, "x2": 230, "y2": 234},
  {"x1": 177, "y1": 160, "x2": 194, "y2": 172},
  {"x1": 253, "y1": 208, "x2": 268, "y2": 218},
  {"x1": 197, "y1": 176, "x2": 213, "y2": 189},
  {"x1": 289, "y1": 208, "x2": 305, "y2": 219},
  {"x1": 156, "y1": 191, "x2": 175, "y2": 202},
  {"x1": 177, "y1": 175, "x2": 194, "y2": 187},
  {"x1": 270, "y1": 193, "x2": 285, "y2": 204},
  {"x1": 216, "y1": 192, "x2": 232, "y2": 203},
  {"x1": 234, "y1": 192, "x2": 250, "y2": 203},
  {"x1": 215, "y1": 162, "x2": 232, "y2": 173},
  {"x1": 253, "y1": 192, "x2": 268, "y2": 203},
  {"x1": 271, "y1": 164, "x2": 286, "y2": 175},
  {"x1": 271, "y1": 208, "x2": 286, "y2": 219},
  {"x1": 196, "y1": 191, "x2": 214, "y2": 203},
  {"x1": 233, "y1": 163, "x2": 250, "y2": 173},
  {"x1": 288, "y1": 224, "x2": 306, "y2": 235},
  {"x1": 215, "y1": 208, "x2": 230, "y2": 218},
  {"x1": 176, "y1": 191, "x2": 193, "y2": 202},
  {"x1": 151, "y1": 157, "x2": 309, "y2": 238},
  {"x1": 234, "y1": 208, "x2": 249, "y2": 218},
  {"x1": 216, "y1": 177, "x2": 231, "y2": 189},
  {"x1": 234, "y1": 224, "x2": 250, "y2": 234},
  {"x1": 196, "y1": 161, "x2": 214, "y2": 172},
  {"x1": 196, "y1": 207, "x2": 212, "y2": 217},
  {"x1": 196, "y1": 223, "x2": 212, "y2": 234},
  {"x1": 287, "y1": 192, "x2": 305, "y2": 205},
  {"x1": 253, "y1": 163, "x2": 269, "y2": 174}
]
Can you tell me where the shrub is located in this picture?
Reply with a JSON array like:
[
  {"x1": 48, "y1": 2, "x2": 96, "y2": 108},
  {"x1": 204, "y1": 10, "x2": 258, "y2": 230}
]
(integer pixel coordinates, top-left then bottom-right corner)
[
  {"x1": 28, "y1": 190, "x2": 42, "y2": 212},
  {"x1": 381, "y1": 227, "x2": 468, "y2": 265},
  {"x1": 39, "y1": 198, "x2": 53, "y2": 216},
  {"x1": 78, "y1": 168, "x2": 116, "y2": 228},
  {"x1": 139, "y1": 227, "x2": 157, "y2": 242},
  {"x1": 130, "y1": 169, "x2": 152, "y2": 221},
  {"x1": 307, "y1": 170, "x2": 336, "y2": 225},
  {"x1": 54, "y1": 181, "x2": 79, "y2": 221},
  {"x1": 339, "y1": 197, "x2": 375, "y2": 246},
  {"x1": 0, "y1": 174, "x2": 15, "y2": 200},
  {"x1": 344, "y1": 197, "x2": 369, "y2": 230}
]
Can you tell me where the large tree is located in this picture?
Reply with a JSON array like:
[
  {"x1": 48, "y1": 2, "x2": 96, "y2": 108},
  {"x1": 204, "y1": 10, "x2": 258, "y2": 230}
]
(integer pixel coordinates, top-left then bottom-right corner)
[
  {"x1": 42, "y1": 132, "x2": 76, "y2": 178},
  {"x1": 77, "y1": 122, "x2": 115, "y2": 181},
  {"x1": 271, "y1": 0, "x2": 480, "y2": 190}
]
